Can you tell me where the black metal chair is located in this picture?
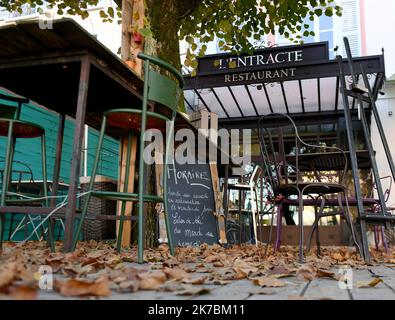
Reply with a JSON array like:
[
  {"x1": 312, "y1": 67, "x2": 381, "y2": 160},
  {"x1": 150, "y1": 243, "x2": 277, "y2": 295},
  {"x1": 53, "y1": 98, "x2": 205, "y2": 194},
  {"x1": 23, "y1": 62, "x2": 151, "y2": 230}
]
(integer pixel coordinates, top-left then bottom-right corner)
[{"x1": 258, "y1": 113, "x2": 361, "y2": 262}]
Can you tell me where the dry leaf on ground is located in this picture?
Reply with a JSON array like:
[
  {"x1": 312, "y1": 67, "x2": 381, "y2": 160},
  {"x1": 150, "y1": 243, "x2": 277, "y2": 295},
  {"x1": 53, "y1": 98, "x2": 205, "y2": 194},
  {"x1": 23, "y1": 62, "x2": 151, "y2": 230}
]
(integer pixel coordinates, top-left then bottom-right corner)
[
  {"x1": 182, "y1": 275, "x2": 207, "y2": 285},
  {"x1": 316, "y1": 269, "x2": 339, "y2": 280},
  {"x1": 296, "y1": 264, "x2": 317, "y2": 281},
  {"x1": 252, "y1": 276, "x2": 285, "y2": 287},
  {"x1": 356, "y1": 277, "x2": 383, "y2": 288},
  {"x1": 138, "y1": 271, "x2": 167, "y2": 290},
  {"x1": 8, "y1": 285, "x2": 38, "y2": 300},
  {"x1": 55, "y1": 277, "x2": 111, "y2": 297},
  {"x1": 163, "y1": 267, "x2": 189, "y2": 281},
  {"x1": 118, "y1": 280, "x2": 140, "y2": 293},
  {"x1": 0, "y1": 262, "x2": 17, "y2": 290},
  {"x1": 177, "y1": 285, "x2": 210, "y2": 296},
  {"x1": 233, "y1": 258, "x2": 258, "y2": 279}
]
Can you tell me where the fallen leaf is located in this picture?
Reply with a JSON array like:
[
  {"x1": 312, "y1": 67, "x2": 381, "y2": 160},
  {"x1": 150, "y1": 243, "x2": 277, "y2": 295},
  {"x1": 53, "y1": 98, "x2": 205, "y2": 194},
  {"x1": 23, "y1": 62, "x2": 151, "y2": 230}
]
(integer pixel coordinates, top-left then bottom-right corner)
[
  {"x1": 138, "y1": 271, "x2": 167, "y2": 290},
  {"x1": 177, "y1": 285, "x2": 210, "y2": 296},
  {"x1": 183, "y1": 275, "x2": 207, "y2": 285},
  {"x1": 296, "y1": 264, "x2": 316, "y2": 281},
  {"x1": 118, "y1": 280, "x2": 140, "y2": 293},
  {"x1": 233, "y1": 258, "x2": 258, "y2": 279},
  {"x1": 0, "y1": 262, "x2": 17, "y2": 289},
  {"x1": 45, "y1": 255, "x2": 64, "y2": 273},
  {"x1": 62, "y1": 264, "x2": 94, "y2": 277},
  {"x1": 252, "y1": 276, "x2": 285, "y2": 287},
  {"x1": 213, "y1": 262, "x2": 224, "y2": 267},
  {"x1": 203, "y1": 255, "x2": 219, "y2": 263},
  {"x1": 356, "y1": 278, "x2": 383, "y2": 288},
  {"x1": 56, "y1": 277, "x2": 111, "y2": 297},
  {"x1": 332, "y1": 252, "x2": 346, "y2": 262},
  {"x1": 8, "y1": 285, "x2": 38, "y2": 300},
  {"x1": 316, "y1": 269, "x2": 339, "y2": 280},
  {"x1": 163, "y1": 267, "x2": 189, "y2": 281},
  {"x1": 212, "y1": 279, "x2": 230, "y2": 285}
]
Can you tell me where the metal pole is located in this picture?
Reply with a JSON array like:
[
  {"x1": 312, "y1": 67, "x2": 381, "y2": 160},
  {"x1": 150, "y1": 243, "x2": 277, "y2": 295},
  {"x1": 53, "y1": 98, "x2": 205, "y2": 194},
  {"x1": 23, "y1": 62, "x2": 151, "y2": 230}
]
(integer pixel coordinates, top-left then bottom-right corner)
[
  {"x1": 41, "y1": 134, "x2": 55, "y2": 251},
  {"x1": 49, "y1": 114, "x2": 65, "y2": 241},
  {"x1": 64, "y1": 57, "x2": 91, "y2": 252},
  {"x1": 357, "y1": 96, "x2": 387, "y2": 216},
  {"x1": 344, "y1": 37, "x2": 358, "y2": 85},
  {"x1": 137, "y1": 60, "x2": 150, "y2": 263},
  {"x1": 337, "y1": 55, "x2": 370, "y2": 262},
  {"x1": 72, "y1": 115, "x2": 106, "y2": 251},
  {"x1": 360, "y1": 66, "x2": 395, "y2": 182}
]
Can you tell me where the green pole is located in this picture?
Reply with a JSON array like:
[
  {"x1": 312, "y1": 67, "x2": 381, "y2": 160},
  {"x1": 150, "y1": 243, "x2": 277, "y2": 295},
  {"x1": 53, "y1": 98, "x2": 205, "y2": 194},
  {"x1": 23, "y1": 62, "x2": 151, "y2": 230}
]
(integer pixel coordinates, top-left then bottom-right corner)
[
  {"x1": 72, "y1": 117, "x2": 107, "y2": 251},
  {"x1": 138, "y1": 60, "x2": 150, "y2": 263},
  {"x1": 0, "y1": 121, "x2": 14, "y2": 250},
  {"x1": 41, "y1": 135, "x2": 55, "y2": 252}
]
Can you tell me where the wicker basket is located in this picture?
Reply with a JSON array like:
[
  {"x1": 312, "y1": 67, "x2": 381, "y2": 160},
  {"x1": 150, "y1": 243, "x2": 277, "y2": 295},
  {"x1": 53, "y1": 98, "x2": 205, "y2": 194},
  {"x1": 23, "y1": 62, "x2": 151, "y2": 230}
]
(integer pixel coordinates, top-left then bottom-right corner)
[{"x1": 79, "y1": 175, "x2": 117, "y2": 240}]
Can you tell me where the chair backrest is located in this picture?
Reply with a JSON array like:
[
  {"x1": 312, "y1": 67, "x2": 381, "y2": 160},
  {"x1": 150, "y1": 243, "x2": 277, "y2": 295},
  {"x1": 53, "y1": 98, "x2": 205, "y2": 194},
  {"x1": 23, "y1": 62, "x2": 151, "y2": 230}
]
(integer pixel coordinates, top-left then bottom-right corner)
[
  {"x1": 138, "y1": 53, "x2": 184, "y2": 112},
  {"x1": 258, "y1": 114, "x2": 299, "y2": 191},
  {"x1": 258, "y1": 112, "x2": 349, "y2": 190},
  {"x1": 0, "y1": 92, "x2": 29, "y2": 120}
]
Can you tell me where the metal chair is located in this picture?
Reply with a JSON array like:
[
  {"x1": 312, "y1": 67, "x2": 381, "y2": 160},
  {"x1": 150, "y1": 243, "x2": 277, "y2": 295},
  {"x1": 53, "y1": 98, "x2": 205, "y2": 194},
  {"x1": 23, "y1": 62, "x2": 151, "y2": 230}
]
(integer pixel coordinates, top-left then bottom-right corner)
[
  {"x1": 72, "y1": 53, "x2": 184, "y2": 263},
  {"x1": 225, "y1": 166, "x2": 262, "y2": 245},
  {"x1": 258, "y1": 113, "x2": 361, "y2": 262},
  {"x1": 0, "y1": 92, "x2": 53, "y2": 250}
]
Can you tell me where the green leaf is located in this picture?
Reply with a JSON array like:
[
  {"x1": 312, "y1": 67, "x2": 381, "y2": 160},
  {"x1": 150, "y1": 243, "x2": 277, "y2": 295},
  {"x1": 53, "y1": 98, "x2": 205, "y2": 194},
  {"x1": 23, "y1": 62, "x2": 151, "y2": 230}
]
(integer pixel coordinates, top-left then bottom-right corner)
[{"x1": 139, "y1": 27, "x2": 152, "y2": 38}]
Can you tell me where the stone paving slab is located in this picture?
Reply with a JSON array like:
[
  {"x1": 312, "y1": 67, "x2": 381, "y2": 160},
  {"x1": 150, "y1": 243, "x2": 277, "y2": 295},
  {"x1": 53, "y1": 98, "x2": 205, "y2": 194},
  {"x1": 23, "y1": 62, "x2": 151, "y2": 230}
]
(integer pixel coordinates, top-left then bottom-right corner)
[{"x1": 8, "y1": 265, "x2": 395, "y2": 300}]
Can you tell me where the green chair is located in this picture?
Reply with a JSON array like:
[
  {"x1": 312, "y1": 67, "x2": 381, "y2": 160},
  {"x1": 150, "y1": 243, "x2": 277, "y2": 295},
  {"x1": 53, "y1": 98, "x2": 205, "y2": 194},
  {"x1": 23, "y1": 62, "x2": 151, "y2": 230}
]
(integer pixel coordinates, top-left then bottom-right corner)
[
  {"x1": 0, "y1": 92, "x2": 53, "y2": 251},
  {"x1": 72, "y1": 53, "x2": 184, "y2": 263}
]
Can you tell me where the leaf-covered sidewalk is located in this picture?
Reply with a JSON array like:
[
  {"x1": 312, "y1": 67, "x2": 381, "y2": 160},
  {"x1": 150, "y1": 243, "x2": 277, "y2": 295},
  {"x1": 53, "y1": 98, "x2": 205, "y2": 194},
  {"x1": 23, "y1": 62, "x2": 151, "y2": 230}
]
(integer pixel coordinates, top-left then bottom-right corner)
[{"x1": 1, "y1": 241, "x2": 395, "y2": 300}]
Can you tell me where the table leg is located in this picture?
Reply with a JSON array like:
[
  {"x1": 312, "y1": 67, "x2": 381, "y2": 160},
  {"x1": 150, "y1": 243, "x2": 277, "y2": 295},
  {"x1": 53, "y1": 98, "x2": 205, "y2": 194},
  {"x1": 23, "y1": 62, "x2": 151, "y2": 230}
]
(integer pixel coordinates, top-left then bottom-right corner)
[
  {"x1": 48, "y1": 114, "x2": 65, "y2": 244},
  {"x1": 63, "y1": 57, "x2": 91, "y2": 252}
]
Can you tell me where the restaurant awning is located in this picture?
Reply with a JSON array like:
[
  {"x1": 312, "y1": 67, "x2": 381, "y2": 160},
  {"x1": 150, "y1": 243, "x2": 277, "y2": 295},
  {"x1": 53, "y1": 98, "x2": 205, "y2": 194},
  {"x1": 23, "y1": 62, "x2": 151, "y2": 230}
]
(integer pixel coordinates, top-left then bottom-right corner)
[{"x1": 183, "y1": 42, "x2": 385, "y2": 125}]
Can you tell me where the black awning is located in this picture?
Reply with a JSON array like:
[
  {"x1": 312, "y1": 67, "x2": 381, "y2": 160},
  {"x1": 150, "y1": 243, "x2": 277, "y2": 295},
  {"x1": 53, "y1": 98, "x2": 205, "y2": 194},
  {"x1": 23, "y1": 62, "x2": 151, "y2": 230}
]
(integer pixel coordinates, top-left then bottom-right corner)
[{"x1": 183, "y1": 42, "x2": 385, "y2": 120}]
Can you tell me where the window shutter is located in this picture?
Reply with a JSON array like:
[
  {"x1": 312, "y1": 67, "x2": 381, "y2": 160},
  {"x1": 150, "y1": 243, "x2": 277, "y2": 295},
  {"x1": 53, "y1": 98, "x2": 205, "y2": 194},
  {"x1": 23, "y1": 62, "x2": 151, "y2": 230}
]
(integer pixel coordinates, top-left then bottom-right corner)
[{"x1": 340, "y1": 0, "x2": 361, "y2": 57}]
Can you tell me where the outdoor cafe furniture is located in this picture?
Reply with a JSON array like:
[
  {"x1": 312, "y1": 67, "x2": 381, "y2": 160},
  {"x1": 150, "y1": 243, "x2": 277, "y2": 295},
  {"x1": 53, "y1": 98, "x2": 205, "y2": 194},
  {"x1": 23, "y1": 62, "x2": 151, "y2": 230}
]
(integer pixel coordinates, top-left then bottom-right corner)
[
  {"x1": 257, "y1": 112, "x2": 361, "y2": 262},
  {"x1": 0, "y1": 92, "x2": 54, "y2": 250},
  {"x1": 224, "y1": 166, "x2": 262, "y2": 245},
  {"x1": 72, "y1": 53, "x2": 184, "y2": 263}
]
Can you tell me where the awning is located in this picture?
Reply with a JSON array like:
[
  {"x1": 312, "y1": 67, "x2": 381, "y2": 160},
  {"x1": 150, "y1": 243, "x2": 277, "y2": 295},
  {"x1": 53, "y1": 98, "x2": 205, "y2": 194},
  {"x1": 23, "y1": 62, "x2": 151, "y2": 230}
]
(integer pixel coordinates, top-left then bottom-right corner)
[{"x1": 183, "y1": 42, "x2": 385, "y2": 122}]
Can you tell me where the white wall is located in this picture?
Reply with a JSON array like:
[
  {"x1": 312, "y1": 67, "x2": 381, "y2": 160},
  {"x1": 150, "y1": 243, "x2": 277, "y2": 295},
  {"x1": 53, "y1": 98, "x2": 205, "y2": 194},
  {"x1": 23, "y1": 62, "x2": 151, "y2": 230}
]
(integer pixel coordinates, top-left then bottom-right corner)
[{"x1": 364, "y1": 0, "x2": 395, "y2": 210}]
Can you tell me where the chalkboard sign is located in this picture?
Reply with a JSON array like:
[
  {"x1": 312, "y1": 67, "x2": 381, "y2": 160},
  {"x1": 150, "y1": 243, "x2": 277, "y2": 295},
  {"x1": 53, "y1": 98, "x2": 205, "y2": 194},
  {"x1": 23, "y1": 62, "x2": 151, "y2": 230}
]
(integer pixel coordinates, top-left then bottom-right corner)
[{"x1": 166, "y1": 163, "x2": 219, "y2": 247}]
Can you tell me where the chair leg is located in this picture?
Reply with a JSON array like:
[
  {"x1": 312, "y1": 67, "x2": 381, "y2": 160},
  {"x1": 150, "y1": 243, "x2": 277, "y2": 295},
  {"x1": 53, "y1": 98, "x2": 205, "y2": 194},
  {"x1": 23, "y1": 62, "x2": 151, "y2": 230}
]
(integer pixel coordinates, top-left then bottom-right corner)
[
  {"x1": 72, "y1": 116, "x2": 107, "y2": 251},
  {"x1": 265, "y1": 206, "x2": 276, "y2": 256},
  {"x1": 275, "y1": 205, "x2": 282, "y2": 251},
  {"x1": 162, "y1": 111, "x2": 176, "y2": 257},
  {"x1": 298, "y1": 191, "x2": 304, "y2": 263},
  {"x1": 307, "y1": 217, "x2": 319, "y2": 254},
  {"x1": 342, "y1": 195, "x2": 363, "y2": 257},
  {"x1": 41, "y1": 135, "x2": 55, "y2": 252},
  {"x1": 1, "y1": 121, "x2": 14, "y2": 207},
  {"x1": 117, "y1": 132, "x2": 133, "y2": 253},
  {"x1": 315, "y1": 197, "x2": 325, "y2": 256},
  {"x1": 0, "y1": 121, "x2": 14, "y2": 252},
  {"x1": 0, "y1": 214, "x2": 4, "y2": 251}
]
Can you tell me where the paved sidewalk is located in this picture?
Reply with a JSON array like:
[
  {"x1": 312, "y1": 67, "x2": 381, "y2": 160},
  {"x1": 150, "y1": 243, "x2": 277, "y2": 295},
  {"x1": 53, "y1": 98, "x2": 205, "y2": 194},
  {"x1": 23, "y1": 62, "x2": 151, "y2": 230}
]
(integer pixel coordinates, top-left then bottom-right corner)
[{"x1": 33, "y1": 264, "x2": 395, "y2": 300}]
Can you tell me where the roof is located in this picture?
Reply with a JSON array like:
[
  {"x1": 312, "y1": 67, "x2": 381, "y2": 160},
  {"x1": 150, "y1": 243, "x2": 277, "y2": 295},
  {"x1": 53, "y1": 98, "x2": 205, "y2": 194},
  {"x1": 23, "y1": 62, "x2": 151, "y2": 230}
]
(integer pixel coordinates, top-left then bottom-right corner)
[{"x1": 0, "y1": 18, "x2": 144, "y2": 126}]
